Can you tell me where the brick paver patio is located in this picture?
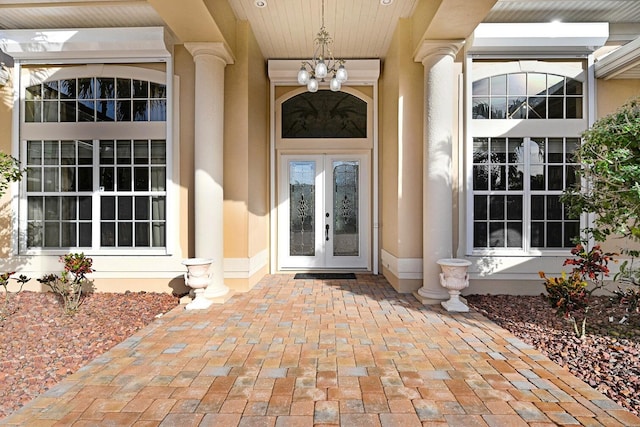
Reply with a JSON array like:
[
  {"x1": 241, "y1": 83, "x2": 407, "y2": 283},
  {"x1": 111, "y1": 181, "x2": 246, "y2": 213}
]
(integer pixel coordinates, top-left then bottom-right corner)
[{"x1": 3, "y1": 274, "x2": 640, "y2": 426}]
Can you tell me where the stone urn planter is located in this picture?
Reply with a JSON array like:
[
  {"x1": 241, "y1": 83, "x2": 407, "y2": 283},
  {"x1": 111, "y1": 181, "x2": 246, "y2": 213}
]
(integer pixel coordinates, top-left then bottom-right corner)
[
  {"x1": 182, "y1": 258, "x2": 214, "y2": 310},
  {"x1": 437, "y1": 258, "x2": 472, "y2": 312}
]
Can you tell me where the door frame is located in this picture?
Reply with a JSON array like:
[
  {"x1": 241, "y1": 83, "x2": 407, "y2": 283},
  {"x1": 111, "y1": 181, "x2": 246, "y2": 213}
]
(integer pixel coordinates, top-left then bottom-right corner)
[
  {"x1": 277, "y1": 152, "x2": 371, "y2": 271},
  {"x1": 267, "y1": 60, "x2": 381, "y2": 274}
]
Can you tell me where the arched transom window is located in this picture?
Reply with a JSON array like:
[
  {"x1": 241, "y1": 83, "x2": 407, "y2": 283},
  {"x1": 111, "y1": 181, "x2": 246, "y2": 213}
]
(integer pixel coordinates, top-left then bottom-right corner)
[{"x1": 472, "y1": 72, "x2": 583, "y2": 120}]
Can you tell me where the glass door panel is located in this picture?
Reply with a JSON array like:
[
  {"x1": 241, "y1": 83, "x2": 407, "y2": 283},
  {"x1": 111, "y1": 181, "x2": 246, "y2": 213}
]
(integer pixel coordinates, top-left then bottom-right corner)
[
  {"x1": 289, "y1": 161, "x2": 316, "y2": 257},
  {"x1": 278, "y1": 154, "x2": 369, "y2": 270},
  {"x1": 332, "y1": 161, "x2": 359, "y2": 257}
]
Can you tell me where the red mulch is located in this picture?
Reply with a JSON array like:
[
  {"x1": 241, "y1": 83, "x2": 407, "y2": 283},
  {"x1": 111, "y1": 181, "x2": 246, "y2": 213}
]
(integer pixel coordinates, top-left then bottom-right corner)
[
  {"x1": 0, "y1": 291, "x2": 179, "y2": 419},
  {"x1": 467, "y1": 294, "x2": 640, "y2": 416}
]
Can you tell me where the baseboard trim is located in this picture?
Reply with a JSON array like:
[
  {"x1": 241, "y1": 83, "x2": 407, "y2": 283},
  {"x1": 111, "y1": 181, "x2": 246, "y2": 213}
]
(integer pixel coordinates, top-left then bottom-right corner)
[
  {"x1": 380, "y1": 249, "x2": 423, "y2": 280},
  {"x1": 224, "y1": 249, "x2": 268, "y2": 279}
]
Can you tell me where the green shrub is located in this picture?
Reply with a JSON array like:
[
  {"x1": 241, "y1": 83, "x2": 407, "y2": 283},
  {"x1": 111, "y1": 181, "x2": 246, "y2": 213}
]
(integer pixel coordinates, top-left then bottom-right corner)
[
  {"x1": 562, "y1": 98, "x2": 640, "y2": 242},
  {"x1": 38, "y1": 253, "x2": 94, "y2": 315},
  {"x1": 612, "y1": 254, "x2": 640, "y2": 321},
  {"x1": 540, "y1": 242, "x2": 615, "y2": 338},
  {"x1": 0, "y1": 151, "x2": 24, "y2": 199}
]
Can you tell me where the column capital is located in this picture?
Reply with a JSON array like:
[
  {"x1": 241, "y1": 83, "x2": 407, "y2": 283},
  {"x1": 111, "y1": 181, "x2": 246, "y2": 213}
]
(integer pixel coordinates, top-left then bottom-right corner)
[
  {"x1": 184, "y1": 42, "x2": 235, "y2": 65},
  {"x1": 414, "y1": 39, "x2": 464, "y2": 64}
]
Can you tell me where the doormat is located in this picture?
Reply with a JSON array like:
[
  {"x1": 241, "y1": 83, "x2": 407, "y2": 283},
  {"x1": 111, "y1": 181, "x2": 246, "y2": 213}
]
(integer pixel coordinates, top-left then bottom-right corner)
[{"x1": 294, "y1": 273, "x2": 356, "y2": 280}]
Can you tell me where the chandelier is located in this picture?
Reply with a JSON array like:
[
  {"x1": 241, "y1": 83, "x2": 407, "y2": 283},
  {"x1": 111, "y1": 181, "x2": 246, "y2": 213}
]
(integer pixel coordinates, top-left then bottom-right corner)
[{"x1": 296, "y1": 0, "x2": 348, "y2": 92}]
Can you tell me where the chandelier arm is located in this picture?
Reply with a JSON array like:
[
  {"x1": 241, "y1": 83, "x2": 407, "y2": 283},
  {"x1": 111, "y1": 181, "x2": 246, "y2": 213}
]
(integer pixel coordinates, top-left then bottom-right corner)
[
  {"x1": 300, "y1": 60, "x2": 315, "y2": 69},
  {"x1": 296, "y1": 0, "x2": 347, "y2": 91}
]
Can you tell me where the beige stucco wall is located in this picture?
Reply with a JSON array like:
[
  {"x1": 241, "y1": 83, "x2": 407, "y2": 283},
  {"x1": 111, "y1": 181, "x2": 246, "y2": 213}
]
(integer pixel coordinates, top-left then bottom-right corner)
[
  {"x1": 175, "y1": 45, "x2": 197, "y2": 260},
  {"x1": 379, "y1": 18, "x2": 424, "y2": 293},
  {"x1": 0, "y1": 75, "x2": 14, "y2": 258},
  {"x1": 595, "y1": 79, "x2": 640, "y2": 117},
  {"x1": 223, "y1": 21, "x2": 269, "y2": 291}
]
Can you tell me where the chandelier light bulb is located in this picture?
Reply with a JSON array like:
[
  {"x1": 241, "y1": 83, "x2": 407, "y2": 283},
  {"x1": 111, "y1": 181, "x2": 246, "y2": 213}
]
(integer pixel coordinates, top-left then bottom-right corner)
[
  {"x1": 336, "y1": 64, "x2": 348, "y2": 83},
  {"x1": 315, "y1": 60, "x2": 328, "y2": 79},
  {"x1": 329, "y1": 76, "x2": 341, "y2": 92},
  {"x1": 307, "y1": 77, "x2": 319, "y2": 93},
  {"x1": 297, "y1": 66, "x2": 310, "y2": 85},
  {"x1": 296, "y1": 0, "x2": 347, "y2": 92}
]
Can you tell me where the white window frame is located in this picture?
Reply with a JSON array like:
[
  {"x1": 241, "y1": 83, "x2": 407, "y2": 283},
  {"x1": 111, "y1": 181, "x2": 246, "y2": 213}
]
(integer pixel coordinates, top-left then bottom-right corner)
[
  {"x1": 465, "y1": 59, "x2": 591, "y2": 257},
  {"x1": 17, "y1": 64, "x2": 175, "y2": 256}
]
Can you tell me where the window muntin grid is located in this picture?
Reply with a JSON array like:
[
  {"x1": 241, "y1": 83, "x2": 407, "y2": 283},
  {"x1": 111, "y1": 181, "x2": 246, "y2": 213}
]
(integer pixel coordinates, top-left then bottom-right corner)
[
  {"x1": 98, "y1": 139, "x2": 166, "y2": 248},
  {"x1": 472, "y1": 72, "x2": 583, "y2": 120},
  {"x1": 472, "y1": 137, "x2": 580, "y2": 250},
  {"x1": 25, "y1": 139, "x2": 167, "y2": 249},
  {"x1": 25, "y1": 78, "x2": 167, "y2": 123}
]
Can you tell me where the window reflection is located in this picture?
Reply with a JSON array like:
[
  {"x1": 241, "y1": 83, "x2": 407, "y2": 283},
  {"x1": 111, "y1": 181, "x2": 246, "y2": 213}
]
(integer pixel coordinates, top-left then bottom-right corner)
[
  {"x1": 24, "y1": 78, "x2": 166, "y2": 123},
  {"x1": 472, "y1": 72, "x2": 582, "y2": 120},
  {"x1": 25, "y1": 139, "x2": 167, "y2": 249},
  {"x1": 472, "y1": 137, "x2": 579, "y2": 250}
]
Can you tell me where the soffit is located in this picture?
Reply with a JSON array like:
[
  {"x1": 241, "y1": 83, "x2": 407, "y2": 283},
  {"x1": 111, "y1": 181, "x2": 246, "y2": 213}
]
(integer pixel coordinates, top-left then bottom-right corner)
[
  {"x1": 1, "y1": 0, "x2": 640, "y2": 75},
  {"x1": 226, "y1": 0, "x2": 420, "y2": 60},
  {"x1": 486, "y1": 0, "x2": 640, "y2": 24},
  {"x1": 0, "y1": 1, "x2": 164, "y2": 29}
]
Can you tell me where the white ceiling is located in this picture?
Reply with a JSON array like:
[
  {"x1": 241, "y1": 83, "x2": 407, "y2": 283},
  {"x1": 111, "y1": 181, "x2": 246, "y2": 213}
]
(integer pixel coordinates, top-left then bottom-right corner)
[
  {"x1": 2, "y1": 0, "x2": 640, "y2": 62},
  {"x1": 485, "y1": 0, "x2": 640, "y2": 25},
  {"x1": 226, "y1": 0, "x2": 420, "y2": 60}
]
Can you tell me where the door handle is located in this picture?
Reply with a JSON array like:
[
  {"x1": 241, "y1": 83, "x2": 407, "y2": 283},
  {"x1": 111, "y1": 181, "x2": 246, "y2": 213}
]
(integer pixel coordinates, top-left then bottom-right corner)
[{"x1": 325, "y1": 224, "x2": 330, "y2": 241}]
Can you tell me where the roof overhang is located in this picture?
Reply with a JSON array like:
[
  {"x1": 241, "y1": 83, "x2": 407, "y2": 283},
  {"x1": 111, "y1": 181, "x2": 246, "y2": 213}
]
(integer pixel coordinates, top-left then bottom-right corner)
[
  {"x1": 0, "y1": 27, "x2": 171, "y2": 63},
  {"x1": 469, "y1": 22, "x2": 609, "y2": 56},
  {"x1": 595, "y1": 36, "x2": 640, "y2": 79}
]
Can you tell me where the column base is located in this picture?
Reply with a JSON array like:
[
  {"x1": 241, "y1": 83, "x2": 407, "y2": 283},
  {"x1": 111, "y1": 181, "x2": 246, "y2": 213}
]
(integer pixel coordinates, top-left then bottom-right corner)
[
  {"x1": 184, "y1": 297, "x2": 214, "y2": 310},
  {"x1": 413, "y1": 290, "x2": 444, "y2": 305},
  {"x1": 204, "y1": 290, "x2": 235, "y2": 305},
  {"x1": 204, "y1": 282, "x2": 232, "y2": 299},
  {"x1": 413, "y1": 290, "x2": 467, "y2": 306},
  {"x1": 414, "y1": 285, "x2": 449, "y2": 303},
  {"x1": 181, "y1": 289, "x2": 234, "y2": 306}
]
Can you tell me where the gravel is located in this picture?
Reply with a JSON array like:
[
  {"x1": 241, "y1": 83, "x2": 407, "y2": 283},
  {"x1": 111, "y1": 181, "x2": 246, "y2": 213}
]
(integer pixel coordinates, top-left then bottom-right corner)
[
  {"x1": 0, "y1": 291, "x2": 179, "y2": 419},
  {"x1": 467, "y1": 293, "x2": 640, "y2": 417},
  {"x1": 1, "y1": 290, "x2": 639, "y2": 420}
]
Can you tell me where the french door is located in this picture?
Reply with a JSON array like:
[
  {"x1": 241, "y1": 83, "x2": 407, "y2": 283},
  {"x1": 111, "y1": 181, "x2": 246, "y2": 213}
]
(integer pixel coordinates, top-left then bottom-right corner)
[{"x1": 278, "y1": 153, "x2": 370, "y2": 270}]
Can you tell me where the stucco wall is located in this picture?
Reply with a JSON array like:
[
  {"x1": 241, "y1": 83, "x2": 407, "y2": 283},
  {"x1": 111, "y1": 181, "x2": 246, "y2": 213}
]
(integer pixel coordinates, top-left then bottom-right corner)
[
  {"x1": 596, "y1": 79, "x2": 640, "y2": 117},
  {"x1": 380, "y1": 44, "x2": 400, "y2": 258},
  {"x1": 246, "y1": 24, "x2": 269, "y2": 260},
  {"x1": 379, "y1": 19, "x2": 425, "y2": 292},
  {"x1": 0, "y1": 72, "x2": 14, "y2": 258},
  {"x1": 223, "y1": 21, "x2": 269, "y2": 290},
  {"x1": 175, "y1": 45, "x2": 196, "y2": 260}
]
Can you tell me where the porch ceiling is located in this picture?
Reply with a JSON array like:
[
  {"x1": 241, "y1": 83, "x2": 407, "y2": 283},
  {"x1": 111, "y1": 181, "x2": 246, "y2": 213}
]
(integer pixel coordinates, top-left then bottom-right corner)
[{"x1": 1, "y1": 0, "x2": 640, "y2": 77}]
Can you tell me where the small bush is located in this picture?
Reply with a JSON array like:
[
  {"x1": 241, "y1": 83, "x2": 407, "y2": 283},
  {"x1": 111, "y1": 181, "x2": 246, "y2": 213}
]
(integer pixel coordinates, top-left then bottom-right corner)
[
  {"x1": 0, "y1": 151, "x2": 25, "y2": 199},
  {"x1": 0, "y1": 272, "x2": 29, "y2": 320},
  {"x1": 540, "y1": 242, "x2": 616, "y2": 338},
  {"x1": 540, "y1": 271, "x2": 589, "y2": 316},
  {"x1": 612, "y1": 254, "x2": 640, "y2": 320},
  {"x1": 38, "y1": 253, "x2": 94, "y2": 315}
]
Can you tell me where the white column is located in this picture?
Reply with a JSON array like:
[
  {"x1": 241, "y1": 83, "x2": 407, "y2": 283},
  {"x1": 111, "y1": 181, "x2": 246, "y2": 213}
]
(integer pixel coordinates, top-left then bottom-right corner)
[
  {"x1": 415, "y1": 40, "x2": 464, "y2": 303},
  {"x1": 184, "y1": 42, "x2": 234, "y2": 299}
]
